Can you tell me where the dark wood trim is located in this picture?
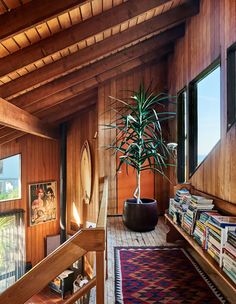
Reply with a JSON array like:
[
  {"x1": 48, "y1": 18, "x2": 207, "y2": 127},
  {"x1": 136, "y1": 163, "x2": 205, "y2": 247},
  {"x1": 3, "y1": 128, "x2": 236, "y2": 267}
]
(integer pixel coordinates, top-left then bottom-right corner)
[
  {"x1": 177, "y1": 88, "x2": 187, "y2": 183},
  {"x1": 60, "y1": 123, "x2": 67, "y2": 244},
  {"x1": 227, "y1": 42, "x2": 236, "y2": 131}
]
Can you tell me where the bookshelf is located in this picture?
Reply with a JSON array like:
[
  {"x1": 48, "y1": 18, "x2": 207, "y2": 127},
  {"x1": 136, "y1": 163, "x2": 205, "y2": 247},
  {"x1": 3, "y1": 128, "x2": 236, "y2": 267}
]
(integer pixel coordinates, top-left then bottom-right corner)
[{"x1": 165, "y1": 213, "x2": 236, "y2": 294}]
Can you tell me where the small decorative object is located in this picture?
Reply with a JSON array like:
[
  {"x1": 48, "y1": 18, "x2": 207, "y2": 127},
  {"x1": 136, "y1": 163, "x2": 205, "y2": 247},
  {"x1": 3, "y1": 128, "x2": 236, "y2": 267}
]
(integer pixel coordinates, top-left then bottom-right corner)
[
  {"x1": 105, "y1": 83, "x2": 175, "y2": 232},
  {"x1": 73, "y1": 274, "x2": 90, "y2": 304},
  {"x1": 29, "y1": 181, "x2": 57, "y2": 226},
  {"x1": 80, "y1": 140, "x2": 92, "y2": 204}
]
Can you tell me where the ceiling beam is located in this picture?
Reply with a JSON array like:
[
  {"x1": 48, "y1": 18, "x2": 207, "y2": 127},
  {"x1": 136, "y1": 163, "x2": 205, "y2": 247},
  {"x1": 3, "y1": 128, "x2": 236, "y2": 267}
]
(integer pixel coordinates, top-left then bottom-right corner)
[
  {"x1": 0, "y1": 0, "x2": 171, "y2": 77},
  {"x1": 0, "y1": 0, "x2": 88, "y2": 42},
  {"x1": 10, "y1": 26, "x2": 182, "y2": 109},
  {"x1": 0, "y1": 129, "x2": 26, "y2": 145},
  {"x1": 0, "y1": 2, "x2": 198, "y2": 98},
  {"x1": 23, "y1": 45, "x2": 174, "y2": 115},
  {"x1": 43, "y1": 91, "x2": 97, "y2": 124},
  {"x1": 0, "y1": 98, "x2": 58, "y2": 140},
  {"x1": 0, "y1": 44, "x2": 172, "y2": 145}
]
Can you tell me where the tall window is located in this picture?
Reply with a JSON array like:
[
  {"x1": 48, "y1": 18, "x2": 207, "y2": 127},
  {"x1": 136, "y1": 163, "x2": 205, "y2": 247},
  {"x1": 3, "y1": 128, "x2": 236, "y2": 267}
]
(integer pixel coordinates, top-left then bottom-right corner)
[
  {"x1": 0, "y1": 154, "x2": 21, "y2": 202},
  {"x1": 0, "y1": 210, "x2": 25, "y2": 292},
  {"x1": 189, "y1": 63, "x2": 221, "y2": 175},
  {"x1": 177, "y1": 89, "x2": 187, "y2": 183},
  {"x1": 227, "y1": 43, "x2": 236, "y2": 130}
]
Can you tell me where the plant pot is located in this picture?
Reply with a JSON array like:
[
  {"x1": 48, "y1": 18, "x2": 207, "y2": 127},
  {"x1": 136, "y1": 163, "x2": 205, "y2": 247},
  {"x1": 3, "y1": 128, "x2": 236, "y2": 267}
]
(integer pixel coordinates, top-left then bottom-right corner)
[{"x1": 122, "y1": 198, "x2": 158, "y2": 232}]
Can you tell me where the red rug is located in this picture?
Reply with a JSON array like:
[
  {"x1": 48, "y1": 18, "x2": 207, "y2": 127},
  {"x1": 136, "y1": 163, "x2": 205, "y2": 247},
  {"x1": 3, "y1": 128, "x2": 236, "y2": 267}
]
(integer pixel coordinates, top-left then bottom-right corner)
[{"x1": 115, "y1": 247, "x2": 228, "y2": 304}]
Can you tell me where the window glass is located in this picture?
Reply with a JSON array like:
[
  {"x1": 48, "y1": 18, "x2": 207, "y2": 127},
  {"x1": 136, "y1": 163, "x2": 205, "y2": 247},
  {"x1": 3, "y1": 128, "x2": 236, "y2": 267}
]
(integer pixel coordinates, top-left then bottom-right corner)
[
  {"x1": 0, "y1": 154, "x2": 21, "y2": 202},
  {"x1": 196, "y1": 66, "x2": 221, "y2": 165},
  {"x1": 0, "y1": 210, "x2": 25, "y2": 292}
]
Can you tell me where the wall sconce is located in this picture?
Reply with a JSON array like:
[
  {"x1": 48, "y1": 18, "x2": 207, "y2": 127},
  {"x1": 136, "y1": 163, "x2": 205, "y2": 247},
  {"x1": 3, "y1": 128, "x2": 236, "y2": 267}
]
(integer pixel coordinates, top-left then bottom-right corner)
[{"x1": 167, "y1": 142, "x2": 178, "y2": 158}]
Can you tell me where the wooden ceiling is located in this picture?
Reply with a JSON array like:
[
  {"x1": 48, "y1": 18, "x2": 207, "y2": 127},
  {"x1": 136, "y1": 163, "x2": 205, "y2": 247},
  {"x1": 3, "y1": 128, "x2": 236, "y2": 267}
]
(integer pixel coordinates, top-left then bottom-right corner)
[{"x1": 0, "y1": 0, "x2": 200, "y2": 145}]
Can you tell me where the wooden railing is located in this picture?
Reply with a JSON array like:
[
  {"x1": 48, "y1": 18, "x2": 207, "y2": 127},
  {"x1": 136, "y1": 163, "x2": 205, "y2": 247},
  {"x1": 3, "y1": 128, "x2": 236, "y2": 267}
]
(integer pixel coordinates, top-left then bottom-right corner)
[{"x1": 0, "y1": 177, "x2": 109, "y2": 304}]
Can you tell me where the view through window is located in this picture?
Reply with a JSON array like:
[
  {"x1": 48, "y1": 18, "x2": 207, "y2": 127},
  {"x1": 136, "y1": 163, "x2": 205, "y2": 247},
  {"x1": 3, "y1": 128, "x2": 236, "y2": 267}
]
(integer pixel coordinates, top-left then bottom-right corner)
[
  {"x1": 0, "y1": 154, "x2": 21, "y2": 202},
  {"x1": 196, "y1": 66, "x2": 221, "y2": 165}
]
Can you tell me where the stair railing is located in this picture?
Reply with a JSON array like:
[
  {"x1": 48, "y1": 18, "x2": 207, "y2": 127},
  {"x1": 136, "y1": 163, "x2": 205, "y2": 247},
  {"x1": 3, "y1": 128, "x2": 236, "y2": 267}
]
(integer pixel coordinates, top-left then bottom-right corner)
[{"x1": 0, "y1": 177, "x2": 108, "y2": 304}]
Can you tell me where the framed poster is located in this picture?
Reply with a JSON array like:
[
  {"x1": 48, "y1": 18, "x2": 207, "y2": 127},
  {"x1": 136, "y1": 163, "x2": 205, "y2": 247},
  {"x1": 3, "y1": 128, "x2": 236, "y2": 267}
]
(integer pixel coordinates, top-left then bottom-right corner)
[{"x1": 29, "y1": 181, "x2": 57, "y2": 226}]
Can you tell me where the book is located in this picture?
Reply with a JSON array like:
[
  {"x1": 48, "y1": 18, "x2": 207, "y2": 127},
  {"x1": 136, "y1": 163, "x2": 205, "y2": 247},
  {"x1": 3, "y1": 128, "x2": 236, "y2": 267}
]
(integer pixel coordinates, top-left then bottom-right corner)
[
  {"x1": 208, "y1": 235, "x2": 221, "y2": 250},
  {"x1": 224, "y1": 242, "x2": 236, "y2": 257},
  {"x1": 228, "y1": 230, "x2": 236, "y2": 242},
  {"x1": 224, "y1": 247, "x2": 236, "y2": 261},
  {"x1": 207, "y1": 248, "x2": 220, "y2": 263},
  {"x1": 223, "y1": 267, "x2": 236, "y2": 284},
  {"x1": 191, "y1": 195, "x2": 213, "y2": 204},
  {"x1": 210, "y1": 215, "x2": 236, "y2": 228},
  {"x1": 228, "y1": 237, "x2": 236, "y2": 248},
  {"x1": 223, "y1": 252, "x2": 236, "y2": 268},
  {"x1": 199, "y1": 210, "x2": 219, "y2": 222},
  {"x1": 206, "y1": 222, "x2": 221, "y2": 235}
]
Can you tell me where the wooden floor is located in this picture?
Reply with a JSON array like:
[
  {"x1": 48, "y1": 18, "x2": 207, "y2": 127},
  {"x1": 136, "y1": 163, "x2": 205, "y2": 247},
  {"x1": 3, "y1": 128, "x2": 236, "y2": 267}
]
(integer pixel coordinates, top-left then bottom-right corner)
[
  {"x1": 27, "y1": 216, "x2": 235, "y2": 303},
  {"x1": 89, "y1": 215, "x2": 172, "y2": 304},
  {"x1": 95, "y1": 216, "x2": 235, "y2": 304}
]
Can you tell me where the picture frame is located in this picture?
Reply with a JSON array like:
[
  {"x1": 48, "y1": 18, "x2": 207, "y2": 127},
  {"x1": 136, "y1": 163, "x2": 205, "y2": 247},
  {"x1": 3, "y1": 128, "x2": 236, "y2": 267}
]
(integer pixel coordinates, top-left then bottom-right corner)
[{"x1": 29, "y1": 181, "x2": 57, "y2": 226}]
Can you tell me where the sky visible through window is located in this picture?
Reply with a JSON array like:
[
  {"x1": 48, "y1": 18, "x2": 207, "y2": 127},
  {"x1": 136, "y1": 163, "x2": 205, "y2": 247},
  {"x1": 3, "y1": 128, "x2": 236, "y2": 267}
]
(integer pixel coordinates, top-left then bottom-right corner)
[{"x1": 197, "y1": 66, "x2": 221, "y2": 164}]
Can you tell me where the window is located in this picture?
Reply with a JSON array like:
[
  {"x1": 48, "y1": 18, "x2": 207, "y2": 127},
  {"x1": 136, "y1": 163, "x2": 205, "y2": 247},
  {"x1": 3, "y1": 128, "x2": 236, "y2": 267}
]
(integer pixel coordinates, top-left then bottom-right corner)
[
  {"x1": 0, "y1": 210, "x2": 25, "y2": 292},
  {"x1": 177, "y1": 89, "x2": 187, "y2": 183},
  {"x1": 189, "y1": 63, "x2": 221, "y2": 175},
  {"x1": 227, "y1": 43, "x2": 236, "y2": 130},
  {"x1": 0, "y1": 154, "x2": 21, "y2": 202}
]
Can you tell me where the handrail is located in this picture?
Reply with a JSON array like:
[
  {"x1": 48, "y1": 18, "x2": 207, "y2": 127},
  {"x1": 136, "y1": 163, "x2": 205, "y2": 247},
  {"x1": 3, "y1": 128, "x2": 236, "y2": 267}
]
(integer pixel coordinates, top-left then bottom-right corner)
[
  {"x1": 0, "y1": 176, "x2": 108, "y2": 304},
  {"x1": 97, "y1": 176, "x2": 109, "y2": 228},
  {"x1": 0, "y1": 229, "x2": 104, "y2": 304}
]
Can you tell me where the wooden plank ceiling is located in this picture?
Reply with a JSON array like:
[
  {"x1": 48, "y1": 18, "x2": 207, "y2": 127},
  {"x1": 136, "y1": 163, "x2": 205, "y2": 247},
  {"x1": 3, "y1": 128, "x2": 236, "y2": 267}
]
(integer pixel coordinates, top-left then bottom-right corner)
[{"x1": 0, "y1": 0, "x2": 200, "y2": 144}]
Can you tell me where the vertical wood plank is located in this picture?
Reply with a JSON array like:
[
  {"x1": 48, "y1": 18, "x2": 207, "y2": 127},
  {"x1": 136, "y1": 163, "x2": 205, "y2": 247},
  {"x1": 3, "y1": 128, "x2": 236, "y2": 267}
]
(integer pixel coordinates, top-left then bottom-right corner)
[{"x1": 96, "y1": 250, "x2": 105, "y2": 304}]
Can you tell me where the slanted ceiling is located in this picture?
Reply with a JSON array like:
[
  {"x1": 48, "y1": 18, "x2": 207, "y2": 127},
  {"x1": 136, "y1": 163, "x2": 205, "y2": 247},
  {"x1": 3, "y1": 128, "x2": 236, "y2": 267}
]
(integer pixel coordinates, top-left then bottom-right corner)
[{"x1": 0, "y1": 0, "x2": 199, "y2": 145}]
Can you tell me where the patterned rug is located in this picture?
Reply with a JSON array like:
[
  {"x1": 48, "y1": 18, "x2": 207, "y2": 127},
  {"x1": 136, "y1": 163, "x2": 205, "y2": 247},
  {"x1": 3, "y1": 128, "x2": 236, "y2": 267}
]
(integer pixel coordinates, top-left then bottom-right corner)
[{"x1": 115, "y1": 247, "x2": 228, "y2": 304}]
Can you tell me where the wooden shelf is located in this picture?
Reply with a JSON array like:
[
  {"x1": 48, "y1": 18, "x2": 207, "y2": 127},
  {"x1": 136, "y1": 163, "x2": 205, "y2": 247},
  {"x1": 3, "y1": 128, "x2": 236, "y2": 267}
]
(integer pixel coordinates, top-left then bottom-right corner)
[{"x1": 164, "y1": 213, "x2": 236, "y2": 293}]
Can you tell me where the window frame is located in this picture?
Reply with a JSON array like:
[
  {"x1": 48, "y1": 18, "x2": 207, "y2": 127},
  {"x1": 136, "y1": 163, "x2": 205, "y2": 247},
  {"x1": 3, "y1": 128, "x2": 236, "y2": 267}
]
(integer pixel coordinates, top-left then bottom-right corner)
[
  {"x1": 0, "y1": 153, "x2": 22, "y2": 202},
  {"x1": 188, "y1": 59, "x2": 221, "y2": 176},
  {"x1": 177, "y1": 87, "x2": 187, "y2": 183},
  {"x1": 227, "y1": 42, "x2": 236, "y2": 131}
]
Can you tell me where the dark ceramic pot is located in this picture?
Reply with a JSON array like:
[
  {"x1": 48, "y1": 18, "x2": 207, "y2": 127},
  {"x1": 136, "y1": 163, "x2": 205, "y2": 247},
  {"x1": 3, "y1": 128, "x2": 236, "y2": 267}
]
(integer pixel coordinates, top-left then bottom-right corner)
[{"x1": 122, "y1": 198, "x2": 158, "y2": 232}]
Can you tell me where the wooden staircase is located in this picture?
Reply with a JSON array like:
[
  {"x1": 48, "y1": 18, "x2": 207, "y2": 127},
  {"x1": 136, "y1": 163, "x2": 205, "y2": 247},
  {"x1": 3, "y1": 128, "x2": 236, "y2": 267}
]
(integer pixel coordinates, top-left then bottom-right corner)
[{"x1": 0, "y1": 177, "x2": 108, "y2": 304}]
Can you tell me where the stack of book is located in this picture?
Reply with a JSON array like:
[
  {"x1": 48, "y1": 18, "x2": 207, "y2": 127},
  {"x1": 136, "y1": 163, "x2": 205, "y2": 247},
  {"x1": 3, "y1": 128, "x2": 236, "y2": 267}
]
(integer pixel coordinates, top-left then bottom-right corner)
[
  {"x1": 205, "y1": 219, "x2": 222, "y2": 264},
  {"x1": 190, "y1": 195, "x2": 214, "y2": 210},
  {"x1": 175, "y1": 188, "x2": 191, "y2": 203},
  {"x1": 182, "y1": 196, "x2": 214, "y2": 235},
  {"x1": 206, "y1": 215, "x2": 236, "y2": 267},
  {"x1": 169, "y1": 189, "x2": 191, "y2": 225},
  {"x1": 223, "y1": 229, "x2": 236, "y2": 284},
  {"x1": 193, "y1": 210, "x2": 220, "y2": 248}
]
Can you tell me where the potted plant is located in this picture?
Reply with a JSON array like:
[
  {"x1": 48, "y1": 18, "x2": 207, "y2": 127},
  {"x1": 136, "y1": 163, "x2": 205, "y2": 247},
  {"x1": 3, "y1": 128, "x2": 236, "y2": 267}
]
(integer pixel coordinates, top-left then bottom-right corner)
[{"x1": 106, "y1": 84, "x2": 175, "y2": 232}]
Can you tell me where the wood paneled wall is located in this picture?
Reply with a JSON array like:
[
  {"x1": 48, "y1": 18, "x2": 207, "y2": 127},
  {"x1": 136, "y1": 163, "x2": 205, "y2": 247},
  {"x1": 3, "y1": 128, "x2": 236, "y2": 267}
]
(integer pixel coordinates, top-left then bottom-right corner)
[
  {"x1": 66, "y1": 104, "x2": 99, "y2": 232},
  {"x1": 168, "y1": 0, "x2": 236, "y2": 205},
  {"x1": 0, "y1": 135, "x2": 60, "y2": 266},
  {"x1": 98, "y1": 60, "x2": 171, "y2": 215}
]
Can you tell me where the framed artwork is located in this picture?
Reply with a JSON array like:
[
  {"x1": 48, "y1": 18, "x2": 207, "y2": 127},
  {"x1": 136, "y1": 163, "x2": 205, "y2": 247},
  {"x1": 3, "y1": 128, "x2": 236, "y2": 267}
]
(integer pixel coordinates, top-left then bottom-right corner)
[{"x1": 29, "y1": 181, "x2": 57, "y2": 226}]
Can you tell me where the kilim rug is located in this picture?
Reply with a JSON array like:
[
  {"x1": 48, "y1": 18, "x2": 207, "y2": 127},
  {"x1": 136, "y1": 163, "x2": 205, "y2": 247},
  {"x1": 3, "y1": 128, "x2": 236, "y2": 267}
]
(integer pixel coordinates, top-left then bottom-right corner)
[{"x1": 115, "y1": 247, "x2": 228, "y2": 304}]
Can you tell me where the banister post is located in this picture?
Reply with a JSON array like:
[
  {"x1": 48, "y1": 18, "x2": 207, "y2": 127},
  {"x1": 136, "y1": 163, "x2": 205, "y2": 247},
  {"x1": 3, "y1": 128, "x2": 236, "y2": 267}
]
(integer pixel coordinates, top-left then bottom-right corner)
[{"x1": 96, "y1": 250, "x2": 105, "y2": 304}]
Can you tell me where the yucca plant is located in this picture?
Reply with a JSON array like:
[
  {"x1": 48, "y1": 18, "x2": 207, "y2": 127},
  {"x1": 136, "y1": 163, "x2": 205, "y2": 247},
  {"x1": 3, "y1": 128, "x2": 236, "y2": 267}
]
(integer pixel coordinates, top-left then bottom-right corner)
[{"x1": 106, "y1": 84, "x2": 175, "y2": 204}]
